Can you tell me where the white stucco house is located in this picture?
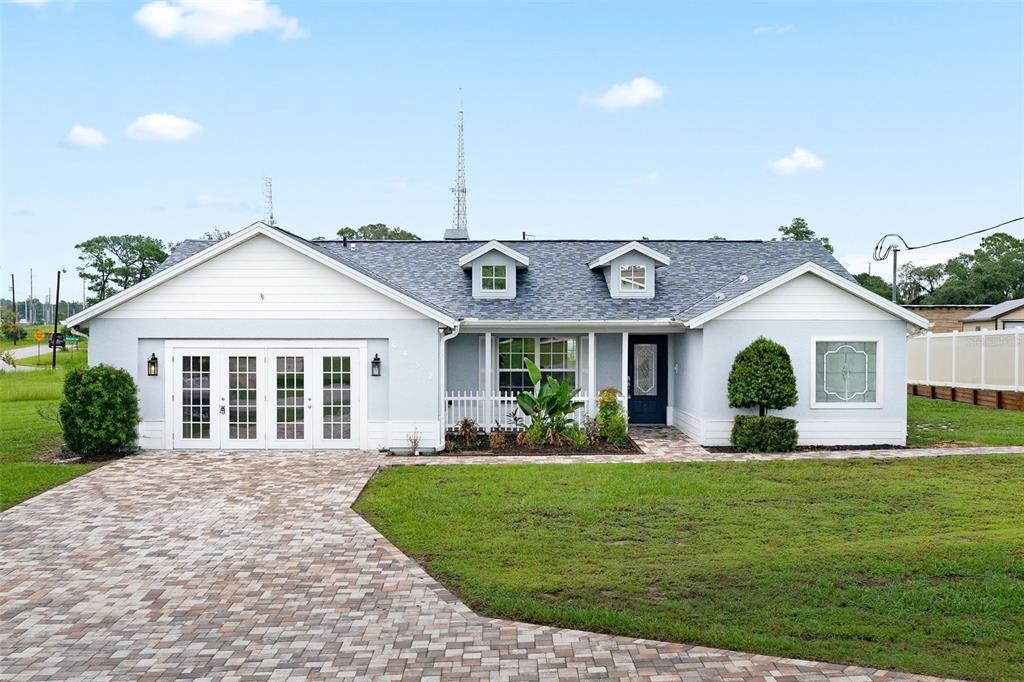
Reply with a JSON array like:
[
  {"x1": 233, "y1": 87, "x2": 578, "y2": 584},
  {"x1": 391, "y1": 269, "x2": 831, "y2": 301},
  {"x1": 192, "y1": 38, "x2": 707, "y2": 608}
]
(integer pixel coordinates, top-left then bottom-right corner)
[{"x1": 66, "y1": 221, "x2": 929, "y2": 452}]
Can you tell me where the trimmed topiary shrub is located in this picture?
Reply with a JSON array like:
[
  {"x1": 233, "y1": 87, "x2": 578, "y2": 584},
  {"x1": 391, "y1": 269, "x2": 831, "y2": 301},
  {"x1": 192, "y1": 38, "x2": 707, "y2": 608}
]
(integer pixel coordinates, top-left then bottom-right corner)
[
  {"x1": 727, "y1": 337, "x2": 799, "y2": 452},
  {"x1": 728, "y1": 337, "x2": 798, "y2": 416},
  {"x1": 731, "y1": 415, "x2": 798, "y2": 453},
  {"x1": 59, "y1": 364, "x2": 140, "y2": 456}
]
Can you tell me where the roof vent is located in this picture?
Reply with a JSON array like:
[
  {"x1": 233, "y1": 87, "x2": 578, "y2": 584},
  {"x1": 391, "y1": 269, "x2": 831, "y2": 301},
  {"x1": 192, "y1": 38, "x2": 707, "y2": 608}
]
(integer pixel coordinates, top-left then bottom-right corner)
[{"x1": 738, "y1": 274, "x2": 749, "y2": 283}]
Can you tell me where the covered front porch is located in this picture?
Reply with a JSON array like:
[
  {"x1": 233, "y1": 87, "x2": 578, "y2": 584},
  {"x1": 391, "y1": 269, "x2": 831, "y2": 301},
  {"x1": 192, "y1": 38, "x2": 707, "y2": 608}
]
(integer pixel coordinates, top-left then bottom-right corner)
[{"x1": 442, "y1": 327, "x2": 684, "y2": 430}]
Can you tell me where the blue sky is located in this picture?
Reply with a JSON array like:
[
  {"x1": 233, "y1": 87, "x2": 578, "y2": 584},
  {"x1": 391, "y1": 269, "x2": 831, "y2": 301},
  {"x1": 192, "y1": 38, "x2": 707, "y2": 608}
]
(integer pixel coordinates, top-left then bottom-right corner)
[{"x1": 3, "y1": 1, "x2": 1022, "y2": 302}]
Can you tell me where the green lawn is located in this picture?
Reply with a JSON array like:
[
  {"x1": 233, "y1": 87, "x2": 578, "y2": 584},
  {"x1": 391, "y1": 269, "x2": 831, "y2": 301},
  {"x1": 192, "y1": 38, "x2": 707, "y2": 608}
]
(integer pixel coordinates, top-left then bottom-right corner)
[
  {"x1": 0, "y1": 365, "x2": 101, "y2": 511},
  {"x1": 356, "y1": 458, "x2": 1024, "y2": 681},
  {"x1": 907, "y1": 395, "x2": 1024, "y2": 447},
  {"x1": 0, "y1": 324, "x2": 52, "y2": 351},
  {"x1": 16, "y1": 346, "x2": 88, "y2": 369}
]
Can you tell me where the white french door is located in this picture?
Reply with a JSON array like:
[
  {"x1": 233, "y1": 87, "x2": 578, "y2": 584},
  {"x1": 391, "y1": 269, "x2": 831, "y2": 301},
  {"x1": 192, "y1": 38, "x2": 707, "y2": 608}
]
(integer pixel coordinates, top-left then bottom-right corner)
[{"x1": 171, "y1": 344, "x2": 361, "y2": 450}]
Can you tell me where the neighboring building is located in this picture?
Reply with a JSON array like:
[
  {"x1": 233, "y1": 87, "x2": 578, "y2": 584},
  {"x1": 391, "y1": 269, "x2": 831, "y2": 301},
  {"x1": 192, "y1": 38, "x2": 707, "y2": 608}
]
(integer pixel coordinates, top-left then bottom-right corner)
[
  {"x1": 903, "y1": 304, "x2": 989, "y2": 333},
  {"x1": 960, "y1": 298, "x2": 1024, "y2": 331},
  {"x1": 67, "y1": 221, "x2": 929, "y2": 451}
]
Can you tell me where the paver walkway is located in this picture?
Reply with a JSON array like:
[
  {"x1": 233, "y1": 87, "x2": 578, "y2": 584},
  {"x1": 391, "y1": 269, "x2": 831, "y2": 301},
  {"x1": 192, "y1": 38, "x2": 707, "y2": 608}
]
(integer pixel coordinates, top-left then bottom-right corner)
[{"x1": 1, "y1": 451, "x2": 967, "y2": 681}]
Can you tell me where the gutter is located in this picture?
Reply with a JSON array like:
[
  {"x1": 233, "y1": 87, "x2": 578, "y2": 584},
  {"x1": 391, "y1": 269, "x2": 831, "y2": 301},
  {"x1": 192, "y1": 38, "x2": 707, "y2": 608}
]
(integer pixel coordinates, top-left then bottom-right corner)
[{"x1": 437, "y1": 321, "x2": 462, "y2": 448}]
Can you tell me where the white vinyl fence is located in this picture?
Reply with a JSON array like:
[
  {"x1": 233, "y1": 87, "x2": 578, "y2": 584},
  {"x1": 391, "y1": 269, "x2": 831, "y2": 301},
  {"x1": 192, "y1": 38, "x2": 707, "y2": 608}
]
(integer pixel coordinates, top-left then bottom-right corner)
[
  {"x1": 907, "y1": 329, "x2": 1023, "y2": 391},
  {"x1": 444, "y1": 391, "x2": 599, "y2": 430}
]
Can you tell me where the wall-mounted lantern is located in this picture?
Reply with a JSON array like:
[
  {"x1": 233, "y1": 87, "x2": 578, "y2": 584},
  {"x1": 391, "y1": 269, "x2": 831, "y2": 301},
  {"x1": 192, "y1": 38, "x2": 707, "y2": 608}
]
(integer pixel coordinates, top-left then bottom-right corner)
[
  {"x1": 371, "y1": 353, "x2": 382, "y2": 377},
  {"x1": 147, "y1": 353, "x2": 159, "y2": 377}
]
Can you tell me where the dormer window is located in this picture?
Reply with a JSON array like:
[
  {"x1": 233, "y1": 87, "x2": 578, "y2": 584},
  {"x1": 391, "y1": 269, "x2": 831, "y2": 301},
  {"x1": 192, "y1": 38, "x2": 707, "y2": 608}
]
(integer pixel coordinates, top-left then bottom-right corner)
[
  {"x1": 588, "y1": 241, "x2": 669, "y2": 299},
  {"x1": 619, "y1": 265, "x2": 647, "y2": 292},
  {"x1": 459, "y1": 240, "x2": 529, "y2": 300},
  {"x1": 482, "y1": 265, "x2": 507, "y2": 292}
]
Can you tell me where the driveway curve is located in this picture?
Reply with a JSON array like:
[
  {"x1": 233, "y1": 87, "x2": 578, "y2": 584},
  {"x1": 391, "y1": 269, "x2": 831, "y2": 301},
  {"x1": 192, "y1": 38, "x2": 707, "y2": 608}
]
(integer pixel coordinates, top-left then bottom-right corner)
[{"x1": 1, "y1": 452, "x2": 957, "y2": 681}]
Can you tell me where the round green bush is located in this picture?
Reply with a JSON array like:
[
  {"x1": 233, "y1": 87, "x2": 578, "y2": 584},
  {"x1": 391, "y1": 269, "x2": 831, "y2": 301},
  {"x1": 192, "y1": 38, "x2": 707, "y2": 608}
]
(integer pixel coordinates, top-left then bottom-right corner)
[
  {"x1": 727, "y1": 337, "x2": 798, "y2": 415},
  {"x1": 59, "y1": 364, "x2": 140, "y2": 456},
  {"x1": 731, "y1": 415, "x2": 798, "y2": 453}
]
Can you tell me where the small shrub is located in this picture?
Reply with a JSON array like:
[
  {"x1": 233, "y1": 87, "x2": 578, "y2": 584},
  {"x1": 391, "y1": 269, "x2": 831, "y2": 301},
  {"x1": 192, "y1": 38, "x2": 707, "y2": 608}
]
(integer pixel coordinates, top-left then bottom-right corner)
[
  {"x1": 488, "y1": 430, "x2": 507, "y2": 449},
  {"x1": 563, "y1": 422, "x2": 590, "y2": 449},
  {"x1": 731, "y1": 415, "x2": 798, "y2": 453},
  {"x1": 458, "y1": 418, "x2": 478, "y2": 448},
  {"x1": 524, "y1": 419, "x2": 547, "y2": 447},
  {"x1": 59, "y1": 364, "x2": 140, "y2": 456},
  {"x1": 596, "y1": 387, "x2": 629, "y2": 446},
  {"x1": 602, "y1": 413, "x2": 629, "y2": 447}
]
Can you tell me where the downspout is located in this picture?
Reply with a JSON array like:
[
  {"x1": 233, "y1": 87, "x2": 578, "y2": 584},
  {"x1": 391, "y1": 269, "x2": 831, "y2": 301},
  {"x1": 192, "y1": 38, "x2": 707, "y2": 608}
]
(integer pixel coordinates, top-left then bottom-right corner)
[{"x1": 438, "y1": 321, "x2": 462, "y2": 450}]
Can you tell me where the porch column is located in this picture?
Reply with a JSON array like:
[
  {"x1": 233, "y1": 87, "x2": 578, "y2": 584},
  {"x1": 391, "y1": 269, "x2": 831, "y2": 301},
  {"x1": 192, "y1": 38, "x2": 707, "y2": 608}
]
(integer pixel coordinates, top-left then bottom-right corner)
[
  {"x1": 484, "y1": 332, "x2": 493, "y2": 428},
  {"x1": 621, "y1": 331, "x2": 629, "y2": 416},
  {"x1": 588, "y1": 331, "x2": 597, "y2": 416}
]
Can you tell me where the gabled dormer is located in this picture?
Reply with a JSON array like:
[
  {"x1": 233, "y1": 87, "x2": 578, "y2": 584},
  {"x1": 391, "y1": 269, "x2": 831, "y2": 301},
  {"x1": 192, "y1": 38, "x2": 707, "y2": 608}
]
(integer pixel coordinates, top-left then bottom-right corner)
[
  {"x1": 458, "y1": 240, "x2": 529, "y2": 300},
  {"x1": 587, "y1": 241, "x2": 670, "y2": 299}
]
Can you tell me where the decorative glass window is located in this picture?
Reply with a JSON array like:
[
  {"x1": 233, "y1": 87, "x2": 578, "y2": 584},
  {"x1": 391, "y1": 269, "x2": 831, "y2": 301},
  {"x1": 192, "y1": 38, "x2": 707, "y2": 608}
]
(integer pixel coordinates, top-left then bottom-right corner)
[
  {"x1": 814, "y1": 340, "x2": 879, "y2": 405},
  {"x1": 481, "y1": 264, "x2": 507, "y2": 291},
  {"x1": 619, "y1": 264, "x2": 647, "y2": 292},
  {"x1": 633, "y1": 344, "x2": 657, "y2": 396},
  {"x1": 497, "y1": 336, "x2": 577, "y2": 393}
]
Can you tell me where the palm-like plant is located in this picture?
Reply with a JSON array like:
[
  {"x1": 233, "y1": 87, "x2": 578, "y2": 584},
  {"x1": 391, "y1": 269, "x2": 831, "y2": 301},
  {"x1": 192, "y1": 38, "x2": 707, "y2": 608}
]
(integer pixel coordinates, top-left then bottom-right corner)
[{"x1": 515, "y1": 358, "x2": 585, "y2": 423}]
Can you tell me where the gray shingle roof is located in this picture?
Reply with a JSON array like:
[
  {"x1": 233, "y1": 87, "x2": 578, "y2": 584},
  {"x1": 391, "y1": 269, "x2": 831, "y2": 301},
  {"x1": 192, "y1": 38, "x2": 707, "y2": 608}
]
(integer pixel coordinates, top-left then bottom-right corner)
[
  {"x1": 961, "y1": 297, "x2": 1024, "y2": 322},
  {"x1": 158, "y1": 230, "x2": 855, "y2": 323}
]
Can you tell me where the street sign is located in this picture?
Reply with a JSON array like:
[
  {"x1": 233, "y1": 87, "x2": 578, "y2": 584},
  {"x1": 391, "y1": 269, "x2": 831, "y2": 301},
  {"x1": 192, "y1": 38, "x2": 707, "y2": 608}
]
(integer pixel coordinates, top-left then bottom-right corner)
[
  {"x1": 48, "y1": 332, "x2": 66, "y2": 349},
  {"x1": 34, "y1": 330, "x2": 45, "y2": 342}
]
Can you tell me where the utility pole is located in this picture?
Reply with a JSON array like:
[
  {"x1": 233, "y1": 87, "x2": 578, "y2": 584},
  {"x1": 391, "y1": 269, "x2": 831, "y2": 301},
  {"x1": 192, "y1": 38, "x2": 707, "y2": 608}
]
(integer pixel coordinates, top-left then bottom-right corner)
[
  {"x1": 51, "y1": 270, "x2": 61, "y2": 370},
  {"x1": 890, "y1": 246, "x2": 899, "y2": 303}
]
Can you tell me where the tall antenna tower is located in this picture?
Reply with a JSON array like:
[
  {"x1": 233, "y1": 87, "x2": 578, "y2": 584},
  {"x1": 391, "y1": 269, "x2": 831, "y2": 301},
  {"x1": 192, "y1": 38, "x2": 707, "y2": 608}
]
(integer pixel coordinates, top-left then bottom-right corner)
[
  {"x1": 444, "y1": 93, "x2": 469, "y2": 240},
  {"x1": 263, "y1": 177, "x2": 276, "y2": 226}
]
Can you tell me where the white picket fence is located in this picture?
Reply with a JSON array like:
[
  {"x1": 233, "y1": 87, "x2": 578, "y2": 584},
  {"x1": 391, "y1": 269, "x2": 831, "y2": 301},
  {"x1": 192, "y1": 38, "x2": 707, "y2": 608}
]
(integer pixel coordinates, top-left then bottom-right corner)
[
  {"x1": 444, "y1": 391, "x2": 595, "y2": 430},
  {"x1": 907, "y1": 329, "x2": 1023, "y2": 391}
]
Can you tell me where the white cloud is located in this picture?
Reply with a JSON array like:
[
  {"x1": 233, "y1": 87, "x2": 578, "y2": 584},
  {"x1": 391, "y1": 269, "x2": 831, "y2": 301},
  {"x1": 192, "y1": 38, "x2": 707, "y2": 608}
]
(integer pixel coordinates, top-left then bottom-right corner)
[
  {"x1": 66, "y1": 124, "x2": 108, "y2": 148},
  {"x1": 768, "y1": 147, "x2": 825, "y2": 175},
  {"x1": 633, "y1": 170, "x2": 659, "y2": 184},
  {"x1": 582, "y1": 76, "x2": 664, "y2": 110},
  {"x1": 753, "y1": 24, "x2": 794, "y2": 35},
  {"x1": 126, "y1": 113, "x2": 203, "y2": 141},
  {"x1": 133, "y1": 0, "x2": 306, "y2": 44},
  {"x1": 187, "y1": 195, "x2": 250, "y2": 211}
]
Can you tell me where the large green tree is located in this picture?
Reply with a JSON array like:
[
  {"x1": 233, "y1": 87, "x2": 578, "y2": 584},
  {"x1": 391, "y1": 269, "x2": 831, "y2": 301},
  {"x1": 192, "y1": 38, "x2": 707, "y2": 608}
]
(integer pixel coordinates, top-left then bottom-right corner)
[
  {"x1": 854, "y1": 272, "x2": 892, "y2": 299},
  {"x1": 337, "y1": 223, "x2": 419, "y2": 240},
  {"x1": 76, "y1": 235, "x2": 169, "y2": 304},
  {"x1": 775, "y1": 217, "x2": 833, "y2": 253},
  {"x1": 897, "y1": 233, "x2": 1024, "y2": 305},
  {"x1": 897, "y1": 263, "x2": 946, "y2": 304}
]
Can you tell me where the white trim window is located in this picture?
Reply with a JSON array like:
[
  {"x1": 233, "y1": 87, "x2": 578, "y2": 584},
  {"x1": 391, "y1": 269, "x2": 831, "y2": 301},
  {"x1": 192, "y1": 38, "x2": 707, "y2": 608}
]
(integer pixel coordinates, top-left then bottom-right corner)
[
  {"x1": 812, "y1": 338, "x2": 882, "y2": 408},
  {"x1": 481, "y1": 264, "x2": 508, "y2": 292},
  {"x1": 619, "y1": 264, "x2": 647, "y2": 292},
  {"x1": 497, "y1": 336, "x2": 577, "y2": 392}
]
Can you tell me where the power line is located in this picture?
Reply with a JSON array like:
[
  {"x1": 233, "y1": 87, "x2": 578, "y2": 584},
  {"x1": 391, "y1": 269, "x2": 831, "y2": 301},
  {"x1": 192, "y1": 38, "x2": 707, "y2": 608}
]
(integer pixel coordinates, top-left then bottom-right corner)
[
  {"x1": 873, "y1": 215, "x2": 1023, "y2": 262},
  {"x1": 871, "y1": 215, "x2": 1023, "y2": 304}
]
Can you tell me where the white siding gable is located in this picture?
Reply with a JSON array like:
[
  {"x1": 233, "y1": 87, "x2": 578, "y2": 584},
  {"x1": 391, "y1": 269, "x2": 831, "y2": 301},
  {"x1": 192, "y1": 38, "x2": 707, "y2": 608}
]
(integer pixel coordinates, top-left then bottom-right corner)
[
  {"x1": 102, "y1": 235, "x2": 428, "y2": 320},
  {"x1": 719, "y1": 273, "x2": 895, "y2": 321}
]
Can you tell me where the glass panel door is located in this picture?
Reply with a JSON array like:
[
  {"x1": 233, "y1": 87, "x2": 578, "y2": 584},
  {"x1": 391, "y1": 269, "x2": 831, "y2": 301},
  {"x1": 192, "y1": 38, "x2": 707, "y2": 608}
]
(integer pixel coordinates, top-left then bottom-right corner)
[
  {"x1": 221, "y1": 353, "x2": 265, "y2": 448},
  {"x1": 176, "y1": 352, "x2": 217, "y2": 448},
  {"x1": 268, "y1": 351, "x2": 313, "y2": 448},
  {"x1": 315, "y1": 352, "x2": 357, "y2": 448}
]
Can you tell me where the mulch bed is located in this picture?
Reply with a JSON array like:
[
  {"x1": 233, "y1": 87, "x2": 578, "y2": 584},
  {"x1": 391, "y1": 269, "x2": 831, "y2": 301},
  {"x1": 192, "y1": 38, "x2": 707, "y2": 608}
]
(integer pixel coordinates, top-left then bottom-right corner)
[{"x1": 391, "y1": 434, "x2": 643, "y2": 457}]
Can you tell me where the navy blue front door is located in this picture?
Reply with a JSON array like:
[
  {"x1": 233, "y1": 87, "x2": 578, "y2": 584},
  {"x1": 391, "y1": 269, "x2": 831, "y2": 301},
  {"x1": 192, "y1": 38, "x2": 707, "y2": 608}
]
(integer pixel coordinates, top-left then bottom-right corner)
[{"x1": 627, "y1": 335, "x2": 668, "y2": 424}]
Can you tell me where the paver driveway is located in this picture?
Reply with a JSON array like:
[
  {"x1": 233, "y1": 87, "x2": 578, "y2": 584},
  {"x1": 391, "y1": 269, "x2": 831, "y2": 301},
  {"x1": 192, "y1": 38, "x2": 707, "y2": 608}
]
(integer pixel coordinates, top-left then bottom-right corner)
[{"x1": 1, "y1": 452, "x2": 958, "y2": 681}]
